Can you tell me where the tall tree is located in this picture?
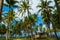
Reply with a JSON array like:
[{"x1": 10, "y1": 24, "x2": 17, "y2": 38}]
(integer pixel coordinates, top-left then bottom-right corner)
[
  {"x1": 19, "y1": 0, "x2": 31, "y2": 16},
  {"x1": 51, "y1": 10, "x2": 59, "y2": 40},
  {"x1": 51, "y1": 0, "x2": 60, "y2": 39},
  {"x1": 37, "y1": 0, "x2": 53, "y2": 37},
  {"x1": 3, "y1": 0, "x2": 18, "y2": 40},
  {"x1": 12, "y1": 20, "x2": 23, "y2": 36},
  {"x1": 26, "y1": 14, "x2": 37, "y2": 40},
  {"x1": 4, "y1": 10, "x2": 16, "y2": 40}
]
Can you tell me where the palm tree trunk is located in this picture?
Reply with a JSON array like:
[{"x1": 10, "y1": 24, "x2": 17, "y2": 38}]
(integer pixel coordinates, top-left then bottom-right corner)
[
  {"x1": 46, "y1": 23, "x2": 51, "y2": 37},
  {"x1": 6, "y1": 29, "x2": 10, "y2": 40},
  {"x1": 31, "y1": 30, "x2": 33, "y2": 40},
  {"x1": 52, "y1": 23, "x2": 59, "y2": 40},
  {"x1": 0, "y1": 0, "x2": 3, "y2": 22},
  {"x1": 6, "y1": 22, "x2": 10, "y2": 40},
  {"x1": 24, "y1": 32, "x2": 26, "y2": 40},
  {"x1": 6, "y1": 1, "x2": 11, "y2": 40},
  {"x1": 54, "y1": 29, "x2": 59, "y2": 40}
]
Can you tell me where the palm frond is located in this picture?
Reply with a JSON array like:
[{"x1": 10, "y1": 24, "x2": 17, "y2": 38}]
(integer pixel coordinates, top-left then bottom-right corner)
[
  {"x1": 3, "y1": 4, "x2": 9, "y2": 8},
  {"x1": 13, "y1": 5, "x2": 20, "y2": 8},
  {"x1": 37, "y1": 9, "x2": 42, "y2": 14},
  {"x1": 48, "y1": 6, "x2": 54, "y2": 9},
  {"x1": 48, "y1": 1, "x2": 52, "y2": 5}
]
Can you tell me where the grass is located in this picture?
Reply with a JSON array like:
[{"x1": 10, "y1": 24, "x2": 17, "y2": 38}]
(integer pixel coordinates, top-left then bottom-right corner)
[
  {"x1": 0, "y1": 38, "x2": 31, "y2": 40},
  {"x1": 0, "y1": 37, "x2": 60, "y2": 40}
]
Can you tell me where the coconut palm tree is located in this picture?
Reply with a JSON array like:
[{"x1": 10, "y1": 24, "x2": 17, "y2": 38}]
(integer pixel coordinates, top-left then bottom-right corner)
[
  {"x1": 15, "y1": 14, "x2": 37, "y2": 39},
  {"x1": 3, "y1": 10, "x2": 16, "y2": 40},
  {"x1": 3, "y1": 0, "x2": 18, "y2": 40},
  {"x1": 54, "y1": 0, "x2": 60, "y2": 24},
  {"x1": 19, "y1": 0, "x2": 31, "y2": 16},
  {"x1": 25, "y1": 14, "x2": 37, "y2": 40},
  {"x1": 53, "y1": 2, "x2": 60, "y2": 38},
  {"x1": 51, "y1": 10, "x2": 59, "y2": 40},
  {"x1": 37, "y1": 0, "x2": 53, "y2": 37},
  {"x1": 13, "y1": 20, "x2": 23, "y2": 35}
]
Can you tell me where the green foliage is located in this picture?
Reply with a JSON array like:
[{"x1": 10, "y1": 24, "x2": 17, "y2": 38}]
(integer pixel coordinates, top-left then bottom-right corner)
[
  {"x1": 0, "y1": 24, "x2": 6, "y2": 34},
  {"x1": 37, "y1": 0, "x2": 53, "y2": 24},
  {"x1": 19, "y1": 0, "x2": 31, "y2": 16},
  {"x1": 4, "y1": 0, "x2": 19, "y2": 10},
  {"x1": 51, "y1": 10, "x2": 60, "y2": 29},
  {"x1": 6, "y1": 0, "x2": 18, "y2": 5},
  {"x1": 12, "y1": 14, "x2": 37, "y2": 35},
  {"x1": 4, "y1": 10, "x2": 16, "y2": 22}
]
